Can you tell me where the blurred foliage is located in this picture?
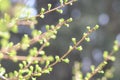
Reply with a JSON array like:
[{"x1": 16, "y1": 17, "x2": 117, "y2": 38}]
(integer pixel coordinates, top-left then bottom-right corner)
[
  {"x1": 0, "y1": 0, "x2": 120, "y2": 80},
  {"x1": 36, "y1": 0, "x2": 120, "y2": 80}
]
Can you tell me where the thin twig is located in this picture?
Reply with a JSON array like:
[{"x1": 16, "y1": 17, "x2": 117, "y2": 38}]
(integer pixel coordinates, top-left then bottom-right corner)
[
  {"x1": 49, "y1": 28, "x2": 96, "y2": 67},
  {"x1": 3, "y1": 54, "x2": 44, "y2": 61},
  {"x1": 0, "y1": 19, "x2": 68, "y2": 55},
  {"x1": 84, "y1": 46, "x2": 119, "y2": 80},
  {"x1": 18, "y1": 0, "x2": 77, "y2": 21},
  {"x1": 30, "y1": 27, "x2": 97, "y2": 77}
]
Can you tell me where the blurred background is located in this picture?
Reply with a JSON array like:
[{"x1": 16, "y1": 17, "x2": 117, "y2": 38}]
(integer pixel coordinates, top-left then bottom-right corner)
[{"x1": 0, "y1": 0, "x2": 120, "y2": 80}]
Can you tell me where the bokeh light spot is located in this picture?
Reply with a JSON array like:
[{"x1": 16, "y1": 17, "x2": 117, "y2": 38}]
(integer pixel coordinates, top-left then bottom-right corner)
[{"x1": 98, "y1": 13, "x2": 109, "y2": 26}]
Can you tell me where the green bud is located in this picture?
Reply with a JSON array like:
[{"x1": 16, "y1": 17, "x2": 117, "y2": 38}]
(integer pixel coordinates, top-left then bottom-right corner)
[
  {"x1": 40, "y1": 8, "x2": 45, "y2": 14},
  {"x1": 59, "y1": 18, "x2": 64, "y2": 23},
  {"x1": 22, "y1": 61, "x2": 27, "y2": 66},
  {"x1": 83, "y1": 33, "x2": 87, "y2": 36},
  {"x1": 114, "y1": 40, "x2": 118, "y2": 45},
  {"x1": 62, "y1": 58, "x2": 70, "y2": 63},
  {"x1": 19, "y1": 63, "x2": 23, "y2": 69},
  {"x1": 103, "y1": 51, "x2": 108, "y2": 59},
  {"x1": 86, "y1": 26, "x2": 91, "y2": 31},
  {"x1": 60, "y1": 0, "x2": 63, "y2": 4},
  {"x1": 45, "y1": 42, "x2": 50, "y2": 47},
  {"x1": 86, "y1": 73, "x2": 91, "y2": 78},
  {"x1": 72, "y1": 38, "x2": 76, "y2": 44},
  {"x1": 69, "y1": 45, "x2": 73, "y2": 51},
  {"x1": 40, "y1": 14, "x2": 45, "y2": 18},
  {"x1": 46, "y1": 25, "x2": 50, "y2": 31},
  {"x1": 85, "y1": 37, "x2": 90, "y2": 42},
  {"x1": 90, "y1": 65, "x2": 95, "y2": 72},
  {"x1": 0, "y1": 53, "x2": 3, "y2": 59},
  {"x1": 56, "y1": 9, "x2": 63, "y2": 14},
  {"x1": 94, "y1": 25, "x2": 99, "y2": 30},
  {"x1": 46, "y1": 61, "x2": 50, "y2": 67},
  {"x1": 113, "y1": 45, "x2": 119, "y2": 52},
  {"x1": 55, "y1": 56, "x2": 60, "y2": 62},
  {"x1": 64, "y1": 0, "x2": 68, "y2": 3},
  {"x1": 64, "y1": 23, "x2": 69, "y2": 27},
  {"x1": 30, "y1": 66, "x2": 34, "y2": 71},
  {"x1": 77, "y1": 46, "x2": 83, "y2": 51},
  {"x1": 39, "y1": 51, "x2": 45, "y2": 55},
  {"x1": 110, "y1": 56, "x2": 116, "y2": 61},
  {"x1": 43, "y1": 69, "x2": 50, "y2": 74},
  {"x1": 98, "y1": 70, "x2": 104, "y2": 74},
  {"x1": 67, "y1": 18, "x2": 73, "y2": 22},
  {"x1": 48, "y1": 3, "x2": 52, "y2": 10}
]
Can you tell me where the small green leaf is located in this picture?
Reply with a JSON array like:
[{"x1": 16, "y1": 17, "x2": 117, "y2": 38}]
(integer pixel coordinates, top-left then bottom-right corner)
[
  {"x1": 86, "y1": 73, "x2": 91, "y2": 78},
  {"x1": 29, "y1": 47, "x2": 37, "y2": 56},
  {"x1": 43, "y1": 69, "x2": 50, "y2": 74},
  {"x1": 32, "y1": 30, "x2": 42, "y2": 37},
  {"x1": 30, "y1": 66, "x2": 34, "y2": 71},
  {"x1": 77, "y1": 46, "x2": 83, "y2": 51},
  {"x1": 72, "y1": 38, "x2": 76, "y2": 44},
  {"x1": 94, "y1": 25, "x2": 99, "y2": 30},
  {"x1": 103, "y1": 51, "x2": 108, "y2": 59},
  {"x1": 32, "y1": 77, "x2": 36, "y2": 80},
  {"x1": 55, "y1": 56, "x2": 60, "y2": 62},
  {"x1": 4, "y1": 13, "x2": 10, "y2": 21},
  {"x1": 7, "y1": 42, "x2": 14, "y2": 47},
  {"x1": 85, "y1": 37, "x2": 90, "y2": 42},
  {"x1": 64, "y1": 0, "x2": 68, "y2": 3},
  {"x1": 46, "y1": 25, "x2": 50, "y2": 31},
  {"x1": 39, "y1": 51, "x2": 45, "y2": 55},
  {"x1": 48, "y1": 56, "x2": 54, "y2": 62},
  {"x1": 45, "y1": 42, "x2": 50, "y2": 47},
  {"x1": 35, "y1": 65, "x2": 42, "y2": 72},
  {"x1": 40, "y1": 14, "x2": 45, "y2": 18},
  {"x1": 46, "y1": 61, "x2": 50, "y2": 67},
  {"x1": 9, "y1": 50, "x2": 16, "y2": 56},
  {"x1": 64, "y1": 23, "x2": 69, "y2": 27},
  {"x1": 51, "y1": 35, "x2": 56, "y2": 39},
  {"x1": 0, "y1": 53, "x2": 3, "y2": 59},
  {"x1": 113, "y1": 45, "x2": 119, "y2": 52},
  {"x1": 60, "y1": 0, "x2": 63, "y2": 4},
  {"x1": 110, "y1": 56, "x2": 116, "y2": 61},
  {"x1": 19, "y1": 63, "x2": 23, "y2": 69},
  {"x1": 67, "y1": 18, "x2": 73, "y2": 22},
  {"x1": 69, "y1": 45, "x2": 73, "y2": 51},
  {"x1": 48, "y1": 3, "x2": 52, "y2": 10},
  {"x1": 59, "y1": 18, "x2": 64, "y2": 23},
  {"x1": 90, "y1": 65, "x2": 95, "y2": 72},
  {"x1": 114, "y1": 40, "x2": 118, "y2": 45},
  {"x1": 86, "y1": 26, "x2": 90, "y2": 31},
  {"x1": 34, "y1": 73, "x2": 41, "y2": 76},
  {"x1": 22, "y1": 61, "x2": 27, "y2": 67},
  {"x1": 40, "y1": 8, "x2": 45, "y2": 14},
  {"x1": 11, "y1": 25, "x2": 18, "y2": 33},
  {"x1": 98, "y1": 70, "x2": 104, "y2": 74},
  {"x1": 48, "y1": 67, "x2": 53, "y2": 71},
  {"x1": 62, "y1": 58, "x2": 70, "y2": 63},
  {"x1": 56, "y1": 9, "x2": 63, "y2": 14},
  {"x1": 83, "y1": 33, "x2": 87, "y2": 36}
]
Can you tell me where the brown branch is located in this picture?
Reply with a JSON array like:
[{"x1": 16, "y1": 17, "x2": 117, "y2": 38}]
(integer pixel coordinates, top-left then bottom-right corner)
[
  {"x1": 30, "y1": 27, "x2": 98, "y2": 77},
  {"x1": 3, "y1": 54, "x2": 44, "y2": 61},
  {"x1": 49, "y1": 28, "x2": 96, "y2": 67},
  {"x1": 0, "y1": 0, "x2": 77, "y2": 54},
  {"x1": 18, "y1": 0, "x2": 77, "y2": 21},
  {"x1": 0, "y1": 19, "x2": 68, "y2": 55},
  {"x1": 7, "y1": 19, "x2": 70, "y2": 80}
]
